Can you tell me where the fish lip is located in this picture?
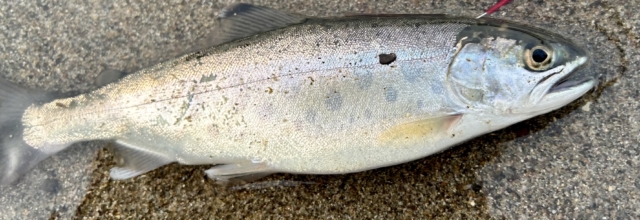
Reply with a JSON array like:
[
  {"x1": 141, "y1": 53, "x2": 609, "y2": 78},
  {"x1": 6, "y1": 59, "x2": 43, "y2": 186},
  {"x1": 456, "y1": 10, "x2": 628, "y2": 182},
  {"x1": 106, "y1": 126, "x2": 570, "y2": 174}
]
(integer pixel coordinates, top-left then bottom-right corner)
[
  {"x1": 547, "y1": 63, "x2": 592, "y2": 94},
  {"x1": 548, "y1": 77, "x2": 593, "y2": 94}
]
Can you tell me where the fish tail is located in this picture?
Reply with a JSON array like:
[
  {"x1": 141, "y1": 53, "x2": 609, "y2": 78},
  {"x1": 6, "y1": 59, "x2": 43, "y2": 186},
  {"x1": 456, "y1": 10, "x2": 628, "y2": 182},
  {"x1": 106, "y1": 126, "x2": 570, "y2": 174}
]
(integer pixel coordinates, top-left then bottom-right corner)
[{"x1": 0, "y1": 78, "x2": 58, "y2": 184}]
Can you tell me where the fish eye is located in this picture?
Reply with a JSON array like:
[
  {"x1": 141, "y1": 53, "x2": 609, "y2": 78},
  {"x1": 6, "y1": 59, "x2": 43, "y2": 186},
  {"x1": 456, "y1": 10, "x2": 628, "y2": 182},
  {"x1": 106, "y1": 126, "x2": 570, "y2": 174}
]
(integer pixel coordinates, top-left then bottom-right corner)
[{"x1": 525, "y1": 45, "x2": 553, "y2": 71}]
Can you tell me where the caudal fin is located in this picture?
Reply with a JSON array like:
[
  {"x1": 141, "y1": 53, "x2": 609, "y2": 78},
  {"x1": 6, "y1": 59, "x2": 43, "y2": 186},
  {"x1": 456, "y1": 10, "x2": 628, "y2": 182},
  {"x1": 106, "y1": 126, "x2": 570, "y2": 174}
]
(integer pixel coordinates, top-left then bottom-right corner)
[{"x1": 0, "y1": 79, "x2": 57, "y2": 184}]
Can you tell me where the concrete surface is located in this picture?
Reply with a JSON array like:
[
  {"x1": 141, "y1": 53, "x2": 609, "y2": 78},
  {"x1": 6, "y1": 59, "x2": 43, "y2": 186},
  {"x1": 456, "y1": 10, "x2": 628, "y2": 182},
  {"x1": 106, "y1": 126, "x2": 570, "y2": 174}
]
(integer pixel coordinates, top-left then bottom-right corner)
[{"x1": 0, "y1": 0, "x2": 637, "y2": 219}]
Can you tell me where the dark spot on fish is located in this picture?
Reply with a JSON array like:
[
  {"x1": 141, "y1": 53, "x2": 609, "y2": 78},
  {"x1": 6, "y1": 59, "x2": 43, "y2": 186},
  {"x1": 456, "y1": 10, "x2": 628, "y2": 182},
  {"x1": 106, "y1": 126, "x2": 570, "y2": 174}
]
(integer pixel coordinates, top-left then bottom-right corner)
[
  {"x1": 403, "y1": 65, "x2": 421, "y2": 82},
  {"x1": 185, "y1": 116, "x2": 192, "y2": 122},
  {"x1": 266, "y1": 87, "x2": 273, "y2": 94},
  {"x1": 355, "y1": 69, "x2": 373, "y2": 90},
  {"x1": 305, "y1": 109, "x2": 317, "y2": 122},
  {"x1": 55, "y1": 102, "x2": 67, "y2": 108},
  {"x1": 451, "y1": 134, "x2": 456, "y2": 138},
  {"x1": 308, "y1": 77, "x2": 315, "y2": 85},
  {"x1": 379, "y1": 53, "x2": 396, "y2": 65},
  {"x1": 364, "y1": 109, "x2": 372, "y2": 119},
  {"x1": 325, "y1": 91, "x2": 342, "y2": 111},
  {"x1": 417, "y1": 100, "x2": 424, "y2": 108},
  {"x1": 184, "y1": 51, "x2": 207, "y2": 62},
  {"x1": 200, "y1": 74, "x2": 217, "y2": 83},
  {"x1": 319, "y1": 23, "x2": 332, "y2": 30},
  {"x1": 385, "y1": 87, "x2": 398, "y2": 102},
  {"x1": 187, "y1": 93, "x2": 194, "y2": 103}
]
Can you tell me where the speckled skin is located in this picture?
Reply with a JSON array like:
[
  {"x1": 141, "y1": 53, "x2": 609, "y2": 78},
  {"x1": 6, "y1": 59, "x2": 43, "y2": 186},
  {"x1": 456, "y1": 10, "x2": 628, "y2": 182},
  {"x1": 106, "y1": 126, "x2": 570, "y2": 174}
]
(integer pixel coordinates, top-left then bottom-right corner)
[{"x1": 20, "y1": 17, "x2": 591, "y2": 178}]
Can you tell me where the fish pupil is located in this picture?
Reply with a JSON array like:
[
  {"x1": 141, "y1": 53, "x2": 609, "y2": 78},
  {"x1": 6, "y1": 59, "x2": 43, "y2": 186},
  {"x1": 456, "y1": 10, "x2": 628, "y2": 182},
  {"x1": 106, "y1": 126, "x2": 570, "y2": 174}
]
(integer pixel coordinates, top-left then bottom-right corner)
[{"x1": 532, "y1": 49, "x2": 548, "y2": 63}]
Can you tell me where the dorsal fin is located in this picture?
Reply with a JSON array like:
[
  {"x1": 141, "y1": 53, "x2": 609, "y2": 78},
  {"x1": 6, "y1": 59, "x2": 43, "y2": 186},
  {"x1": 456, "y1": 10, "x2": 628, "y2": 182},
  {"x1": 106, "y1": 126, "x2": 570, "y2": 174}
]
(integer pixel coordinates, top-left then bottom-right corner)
[{"x1": 207, "y1": 3, "x2": 307, "y2": 47}]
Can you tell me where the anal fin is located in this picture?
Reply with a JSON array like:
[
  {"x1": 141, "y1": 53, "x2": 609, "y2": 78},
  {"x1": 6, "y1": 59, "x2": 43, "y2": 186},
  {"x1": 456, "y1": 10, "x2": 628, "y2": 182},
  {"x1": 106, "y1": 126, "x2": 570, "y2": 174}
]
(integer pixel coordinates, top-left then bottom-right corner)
[{"x1": 109, "y1": 141, "x2": 174, "y2": 180}]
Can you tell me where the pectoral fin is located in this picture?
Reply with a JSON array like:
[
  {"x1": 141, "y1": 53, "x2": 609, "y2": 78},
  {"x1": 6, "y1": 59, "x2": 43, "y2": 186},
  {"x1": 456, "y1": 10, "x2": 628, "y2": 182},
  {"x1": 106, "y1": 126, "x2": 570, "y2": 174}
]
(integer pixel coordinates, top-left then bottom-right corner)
[
  {"x1": 377, "y1": 114, "x2": 462, "y2": 146},
  {"x1": 108, "y1": 141, "x2": 174, "y2": 180}
]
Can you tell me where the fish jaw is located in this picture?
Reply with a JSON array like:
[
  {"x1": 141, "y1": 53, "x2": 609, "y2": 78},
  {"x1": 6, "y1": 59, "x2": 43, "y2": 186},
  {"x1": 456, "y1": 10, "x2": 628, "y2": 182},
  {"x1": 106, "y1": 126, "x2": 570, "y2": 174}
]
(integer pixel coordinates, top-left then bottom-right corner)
[
  {"x1": 525, "y1": 56, "x2": 593, "y2": 115},
  {"x1": 534, "y1": 78, "x2": 595, "y2": 115}
]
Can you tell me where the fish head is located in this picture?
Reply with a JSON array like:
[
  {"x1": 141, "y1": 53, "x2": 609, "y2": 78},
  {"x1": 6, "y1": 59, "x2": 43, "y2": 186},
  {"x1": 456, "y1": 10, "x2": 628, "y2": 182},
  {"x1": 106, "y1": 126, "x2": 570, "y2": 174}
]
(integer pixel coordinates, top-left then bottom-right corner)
[{"x1": 446, "y1": 22, "x2": 595, "y2": 120}]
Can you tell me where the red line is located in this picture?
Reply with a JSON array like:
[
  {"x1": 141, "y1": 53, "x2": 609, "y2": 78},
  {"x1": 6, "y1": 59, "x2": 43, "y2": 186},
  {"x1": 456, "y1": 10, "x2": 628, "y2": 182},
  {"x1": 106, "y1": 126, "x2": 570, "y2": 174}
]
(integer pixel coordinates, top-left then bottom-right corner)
[{"x1": 486, "y1": 0, "x2": 513, "y2": 14}]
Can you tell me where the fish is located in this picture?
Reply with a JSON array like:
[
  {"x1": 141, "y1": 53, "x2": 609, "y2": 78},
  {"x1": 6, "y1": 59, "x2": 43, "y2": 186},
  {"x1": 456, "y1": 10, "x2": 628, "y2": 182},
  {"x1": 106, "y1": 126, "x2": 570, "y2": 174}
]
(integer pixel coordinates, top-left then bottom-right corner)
[{"x1": 0, "y1": 3, "x2": 596, "y2": 184}]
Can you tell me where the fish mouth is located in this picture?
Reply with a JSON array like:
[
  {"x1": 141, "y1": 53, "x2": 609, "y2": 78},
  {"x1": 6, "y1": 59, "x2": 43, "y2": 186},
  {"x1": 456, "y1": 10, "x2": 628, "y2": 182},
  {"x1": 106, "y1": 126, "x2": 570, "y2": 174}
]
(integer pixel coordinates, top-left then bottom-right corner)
[
  {"x1": 538, "y1": 77, "x2": 595, "y2": 108},
  {"x1": 547, "y1": 63, "x2": 593, "y2": 94},
  {"x1": 528, "y1": 56, "x2": 594, "y2": 114}
]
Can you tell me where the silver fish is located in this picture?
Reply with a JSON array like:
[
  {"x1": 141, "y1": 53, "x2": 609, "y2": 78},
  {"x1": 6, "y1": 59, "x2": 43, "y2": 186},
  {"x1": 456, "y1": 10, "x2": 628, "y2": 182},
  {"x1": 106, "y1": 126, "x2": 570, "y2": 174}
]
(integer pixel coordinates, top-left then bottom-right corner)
[{"x1": 0, "y1": 4, "x2": 595, "y2": 184}]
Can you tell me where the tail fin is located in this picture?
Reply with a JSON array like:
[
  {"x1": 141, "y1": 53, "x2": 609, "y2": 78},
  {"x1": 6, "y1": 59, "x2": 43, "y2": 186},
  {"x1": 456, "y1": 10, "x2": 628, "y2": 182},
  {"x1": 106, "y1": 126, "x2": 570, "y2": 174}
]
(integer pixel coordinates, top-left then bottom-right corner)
[{"x1": 0, "y1": 79, "x2": 57, "y2": 184}]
